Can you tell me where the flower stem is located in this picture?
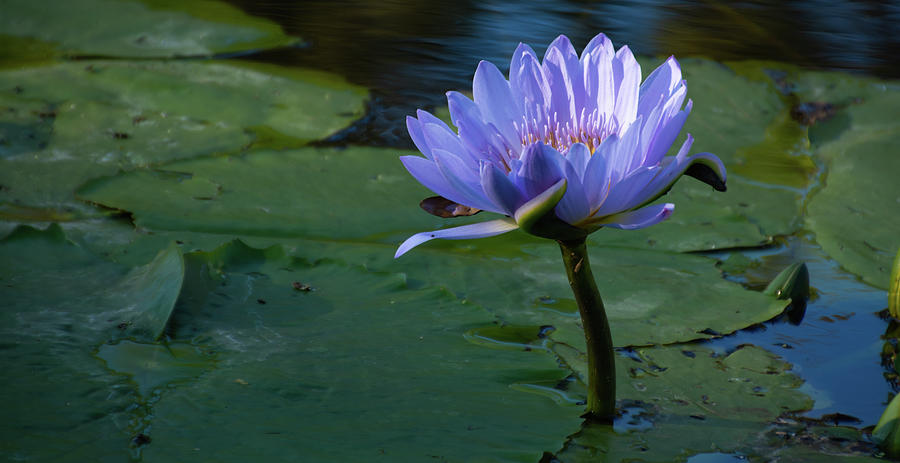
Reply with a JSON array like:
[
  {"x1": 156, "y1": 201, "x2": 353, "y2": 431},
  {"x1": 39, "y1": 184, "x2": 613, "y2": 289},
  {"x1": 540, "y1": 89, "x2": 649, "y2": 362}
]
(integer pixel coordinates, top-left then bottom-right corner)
[{"x1": 558, "y1": 237, "x2": 616, "y2": 422}]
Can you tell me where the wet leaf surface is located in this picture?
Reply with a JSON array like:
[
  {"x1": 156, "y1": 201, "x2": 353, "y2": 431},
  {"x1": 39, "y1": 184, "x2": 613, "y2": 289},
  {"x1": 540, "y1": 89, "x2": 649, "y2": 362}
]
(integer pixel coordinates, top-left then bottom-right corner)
[
  {"x1": 0, "y1": 60, "x2": 366, "y2": 213},
  {"x1": 1, "y1": 0, "x2": 297, "y2": 58}
]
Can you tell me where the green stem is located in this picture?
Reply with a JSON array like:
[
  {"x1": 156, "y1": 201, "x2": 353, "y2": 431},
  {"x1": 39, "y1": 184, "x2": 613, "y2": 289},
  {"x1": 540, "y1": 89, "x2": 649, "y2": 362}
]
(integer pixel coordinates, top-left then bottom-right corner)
[{"x1": 558, "y1": 237, "x2": 615, "y2": 422}]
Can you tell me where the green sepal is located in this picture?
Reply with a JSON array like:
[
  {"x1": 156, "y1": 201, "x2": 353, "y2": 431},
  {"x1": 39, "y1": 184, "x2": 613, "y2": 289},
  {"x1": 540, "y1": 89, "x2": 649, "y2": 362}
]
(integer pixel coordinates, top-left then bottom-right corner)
[{"x1": 514, "y1": 178, "x2": 567, "y2": 235}]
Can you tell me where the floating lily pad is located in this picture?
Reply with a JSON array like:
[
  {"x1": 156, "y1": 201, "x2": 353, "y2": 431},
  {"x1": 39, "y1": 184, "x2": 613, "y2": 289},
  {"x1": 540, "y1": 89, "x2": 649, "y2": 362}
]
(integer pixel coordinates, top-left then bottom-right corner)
[
  {"x1": 253, "y1": 236, "x2": 789, "y2": 347},
  {"x1": 551, "y1": 345, "x2": 813, "y2": 462},
  {"x1": 0, "y1": 60, "x2": 367, "y2": 212},
  {"x1": 0, "y1": 224, "x2": 184, "y2": 342},
  {"x1": 77, "y1": 146, "x2": 468, "y2": 239},
  {"x1": 799, "y1": 75, "x2": 900, "y2": 289},
  {"x1": 0, "y1": 225, "x2": 186, "y2": 461},
  {"x1": 0, "y1": 0, "x2": 297, "y2": 59},
  {"x1": 137, "y1": 240, "x2": 579, "y2": 462}
]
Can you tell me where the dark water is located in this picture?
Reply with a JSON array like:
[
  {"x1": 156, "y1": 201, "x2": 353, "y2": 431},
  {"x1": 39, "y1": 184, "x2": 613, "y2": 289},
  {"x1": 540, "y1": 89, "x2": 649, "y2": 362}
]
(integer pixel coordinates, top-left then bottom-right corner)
[{"x1": 226, "y1": 0, "x2": 900, "y2": 146}]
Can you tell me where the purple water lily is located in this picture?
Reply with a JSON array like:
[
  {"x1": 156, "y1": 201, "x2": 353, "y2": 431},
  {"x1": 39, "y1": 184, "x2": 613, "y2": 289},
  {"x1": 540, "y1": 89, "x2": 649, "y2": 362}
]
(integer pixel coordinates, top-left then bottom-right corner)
[{"x1": 396, "y1": 33, "x2": 726, "y2": 258}]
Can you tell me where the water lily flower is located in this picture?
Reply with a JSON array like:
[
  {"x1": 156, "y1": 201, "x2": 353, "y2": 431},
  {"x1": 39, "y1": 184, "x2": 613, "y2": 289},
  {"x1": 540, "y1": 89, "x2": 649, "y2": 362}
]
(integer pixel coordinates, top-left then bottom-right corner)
[{"x1": 395, "y1": 33, "x2": 726, "y2": 258}]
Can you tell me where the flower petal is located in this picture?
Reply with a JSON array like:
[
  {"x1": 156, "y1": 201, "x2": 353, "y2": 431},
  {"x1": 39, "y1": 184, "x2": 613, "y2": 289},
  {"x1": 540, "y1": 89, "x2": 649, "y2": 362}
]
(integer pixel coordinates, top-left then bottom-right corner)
[
  {"x1": 597, "y1": 203, "x2": 675, "y2": 230},
  {"x1": 605, "y1": 115, "x2": 643, "y2": 184},
  {"x1": 514, "y1": 178, "x2": 567, "y2": 234},
  {"x1": 517, "y1": 142, "x2": 566, "y2": 198},
  {"x1": 394, "y1": 218, "x2": 520, "y2": 258},
  {"x1": 400, "y1": 155, "x2": 460, "y2": 204},
  {"x1": 406, "y1": 115, "x2": 432, "y2": 159},
  {"x1": 554, "y1": 158, "x2": 591, "y2": 225},
  {"x1": 473, "y1": 60, "x2": 522, "y2": 149},
  {"x1": 543, "y1": 35, "x2": 584, "y2": 124},
  {"x1": 565, "y1": 142, "x2": 591, "y2": 181},
  {"x1": 582, "y1": 34, "x2": 615, "y2": 121},
  {"x1": 431, "y1": 149, "x2": 500, "y2": 213},
  {"x1": 583, "y1": 138, "x2": 612, "y2": 208},
  {"x1": 423, "y1": 122, "x2": 469, "y2": 160},
  {"x1": 644, "y1": 99, "x2": 692, "y2": 166},
  {"x1": 612, "y1": 45, "x2": 641, "y2": 127},
  {"x1": 510, "y1": 50, "x2": 549, "y2": 139},
  {"x1": 481, "y1": 162, "x2": 523, "y2": 215},
  {"x1": 638, "y1": 56, "x2": 681, "y2": 117},
  {"x1": 627, "y1": 135, "x2": 728, "y2": 209}
]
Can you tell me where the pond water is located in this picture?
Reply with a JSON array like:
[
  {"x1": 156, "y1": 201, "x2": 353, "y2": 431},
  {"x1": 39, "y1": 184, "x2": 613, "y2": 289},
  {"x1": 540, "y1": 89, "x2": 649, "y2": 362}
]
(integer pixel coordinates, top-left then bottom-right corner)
[{"x1": 1, "y1": 1, "x2": 899, "y2": 462}]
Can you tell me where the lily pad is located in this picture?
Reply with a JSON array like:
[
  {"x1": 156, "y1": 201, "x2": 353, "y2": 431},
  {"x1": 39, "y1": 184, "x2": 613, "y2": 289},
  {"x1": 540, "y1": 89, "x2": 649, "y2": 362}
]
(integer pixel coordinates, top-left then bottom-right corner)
[
  {"x1": 0, "y1": 224, "x2": 184, "y2": 342},
  {"x1": 132, "y1": 240, "x2": 580, "y2": 462},
  {"x1": 77, "y1": 146, "x2": 467, "y2": 239},
  {"x1": 550, "y1": 344, "x2": 813, "y2": 462},
  {"x1": 254, "y1": 237, "x2": 790, "y2": 347},
  {"x1": 800, "y1": 74, "x2": 900, "y2": 289},
  {"x1": 0, "y1": 60, "x2": 367, "y2": 212},
  {"x1": 0, "y1": 225, "x2": 186, "y2": 461},
  {"x1": 0, "y1": 0, "x2": 297, "y2": 59}
]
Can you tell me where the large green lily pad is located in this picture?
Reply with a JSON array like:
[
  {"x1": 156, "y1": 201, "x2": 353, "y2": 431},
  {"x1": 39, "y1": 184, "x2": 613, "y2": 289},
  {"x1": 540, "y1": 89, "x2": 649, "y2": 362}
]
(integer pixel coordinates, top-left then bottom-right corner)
[
  {"x1": 0, "y1": 60, "x2": 367, "y2": 213},
  {"x1": 131, "y1": 240, "x2": 584, "y2": 461},
  {"x1": 795, "y1": 72, "x2": 900, "y2": 289},
  {"x1": 550, "y1": 345, "x2": 813, "y2": 462},
  {"x1": 247, "y1": 235, "x2": 789, "y2": 348},
  {"x1": 0, "y1": 0, "x2": 297, "y2": 59},
  {"x1": 77, "y1": 146, "x2": 466, "y2": 239}
]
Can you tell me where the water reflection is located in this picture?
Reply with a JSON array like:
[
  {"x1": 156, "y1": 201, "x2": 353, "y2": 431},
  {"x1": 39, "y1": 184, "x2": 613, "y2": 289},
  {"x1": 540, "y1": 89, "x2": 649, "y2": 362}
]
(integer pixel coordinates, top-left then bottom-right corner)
[{"x1": 227, "y1": 0, "x2": 899, "y2": 145}]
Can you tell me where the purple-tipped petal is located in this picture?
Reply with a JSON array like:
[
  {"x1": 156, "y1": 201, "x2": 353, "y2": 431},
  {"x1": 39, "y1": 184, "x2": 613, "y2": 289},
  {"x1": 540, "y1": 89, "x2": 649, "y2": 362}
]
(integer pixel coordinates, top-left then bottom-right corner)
[
  {"x1": 517, "y1": 142, "x2": 566, "y2": 198},
  {"x1": 599, "y1": 203, "x2": 675, "y2": 230},
  {"x1": 581, "y1": 33, "x2": 614, "y2": 61},
  {"x1": 565, "y1": 142, "x2": 591, "y2": 180},
  {"x1": 544, "y1": 35, "x2": 584, "y2": 115},
  {"x1": 400, "y1": 155, "x2": 460, "y2": 204},
  {"x1": 511, "y1": 51, "x2": 550, "y2": 134},
  {"x1": 431, "y1": 149, "x2": 499, "y2": 213},
  {"x1": 394, "y1": 218, "x2": 520, "y2": 258},
  {"x1": 644, "y1": 100, "x2": 692, "y2": 166},
  {"x1": 638, "y1": 56, "x2": 681, "y2": 117},
  {"x1": 423, "y1": 122, "x2": 469, "y2": 160},
  {"x1": 583, "y1": 139, "x2": 612, "y2": 208},
  {"x1": 473, "y1": 60, "x2": 522, "y2": 148},
  {"x1": 605, "y1": 115, "x2": 643, "y2": 184},
  {"x1": 593, "y1": 165, "x2": 660, "y2": 216},
  {"x1": 582, "y1": 39, "x2": 615, "y2": 120},
  {"x1": 542, "y1": 46, "x2": 576, "y2": 126},
  {"x1": 481, "y1": 162, "x2": 524, "y2": 215},
  {"x1": 554, "y1": 158, "x2": 591, "y2": 225},
  {"x1": 612, "y1": 45, "x2": 641, "y2": 126},
  {"x1": 406, "y1": 116, "x2": 432, "y2": 159},
  {"x1": 446, "y1": 90, "x2": 481, "y2": 128}
]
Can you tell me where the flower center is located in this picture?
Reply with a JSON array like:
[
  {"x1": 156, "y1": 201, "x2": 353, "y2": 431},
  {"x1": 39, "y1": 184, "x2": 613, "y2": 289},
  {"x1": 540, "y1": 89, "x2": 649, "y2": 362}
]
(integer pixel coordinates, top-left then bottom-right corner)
[{"x1": 512, "y1": 110, "x2": 618, "y2": 158}]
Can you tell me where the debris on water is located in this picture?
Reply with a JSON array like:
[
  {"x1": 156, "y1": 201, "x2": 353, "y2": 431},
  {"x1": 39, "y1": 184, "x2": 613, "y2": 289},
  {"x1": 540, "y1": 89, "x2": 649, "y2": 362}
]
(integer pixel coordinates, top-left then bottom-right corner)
[
  {"x1": 790, "y1": 102, "x2": 836, "y2": 126},
  {"x1": 131, "y1": 433, "x2": 151, "y2": 446},
  {"x1": 292, "y1": 281, "x2": 314, "y2": 292}
]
